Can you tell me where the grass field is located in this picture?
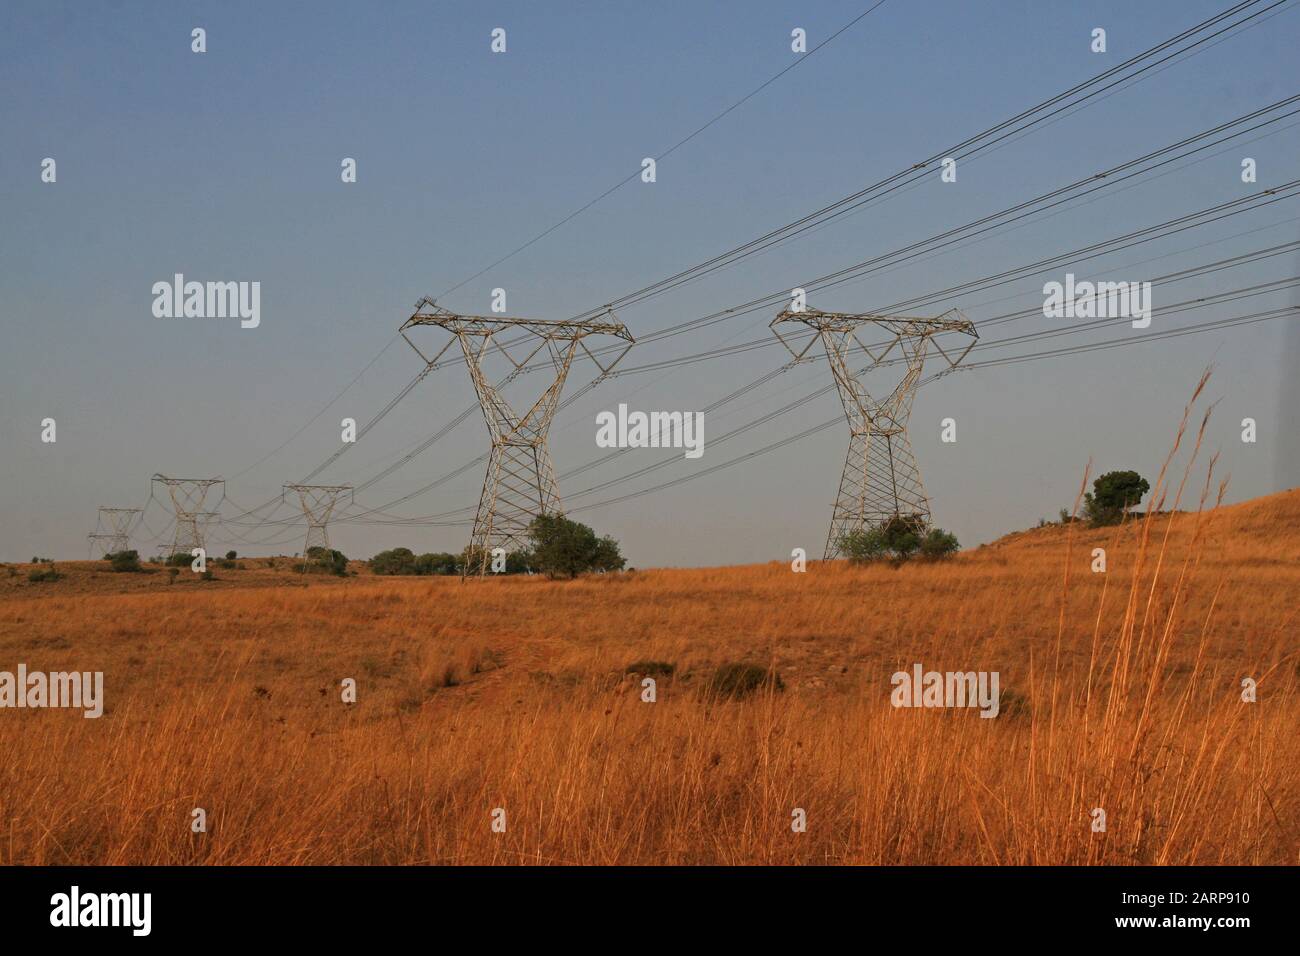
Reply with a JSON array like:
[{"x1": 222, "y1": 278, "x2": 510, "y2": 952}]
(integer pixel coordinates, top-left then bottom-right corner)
[{"x1": 1, "y1": 398, "x2": 1296, "y2": 865}]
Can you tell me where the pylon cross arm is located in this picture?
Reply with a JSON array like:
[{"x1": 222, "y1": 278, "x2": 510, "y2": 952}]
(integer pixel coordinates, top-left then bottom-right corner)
[{"x1": 402, "y1": 305, "x2": 632, "y2": 342}]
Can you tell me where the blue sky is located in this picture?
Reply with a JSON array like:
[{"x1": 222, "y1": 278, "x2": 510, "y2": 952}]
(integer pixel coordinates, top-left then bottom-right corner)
[{"x1": 2, "y1": 0, "x2": 1298, "y2": 566}]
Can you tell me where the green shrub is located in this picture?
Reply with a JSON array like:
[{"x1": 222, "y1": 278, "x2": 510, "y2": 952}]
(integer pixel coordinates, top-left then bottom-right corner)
[
  {"x1": 28, "y1": 567, "x2": 61, "y2": 583},
  {"x1": 458, "y1": 546, "x2": 534, "y2": 575},
  {"x1": 304, "y1": 547, "x2": 348, "y2": 576},
  {"x1": 707, "y1": 662, "x2": 784, "y2": 699},
  {"x1": 526, "y1": 514, "x2": 625, "y2": 579},
  {"x1": 839, "y1": 514, "x2": 939, "y2": 563},
  {"x1": 370, "y1": 547, "x2": 417, "y2": 575},
  {"x1": 838, "y1": 526, "x2": 888, "y2": 562},
  {"x1": 504, "y1": 550, "x2": 533, "y2": 574},
  {"x1": 370, "y1": 548, "x2": 517, "y2": 576},
  {"x1": 413, "y1": 552, "x2": 460, "y2": 576},
  {"x1": 625, "y1": 660, "x2": 675, "y2": 678},
  {"x1": 918, "y1": 529, "x2": 960, "y2": 561},
  {"x1": 107, "y1": 550, "x2": 142, "y2": 573}
]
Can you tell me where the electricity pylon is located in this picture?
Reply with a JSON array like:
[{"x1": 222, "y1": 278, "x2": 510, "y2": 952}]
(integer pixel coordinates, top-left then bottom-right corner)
[
  {"x1": 770, "y1": 307, "x2": 977, "y2": 559},
  {"x1": 401, "y1": 297, "x2": 634, "y2": 575},
  {"x1": 87, "y1": 507, "x2": 141, "y2": 557},
  {"x1": 152, "y1": 475, "x2": 225, "y2": 556},
  {"x1": 283, "y1": 484, "x2": 353, "y2": 556}
]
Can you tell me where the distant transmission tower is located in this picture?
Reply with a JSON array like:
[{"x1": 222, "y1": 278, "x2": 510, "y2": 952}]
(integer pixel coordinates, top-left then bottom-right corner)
[
  {"x1": 401, "y1": 297, "x2": 634, "y2": 575},
  {"x1": 283, "y1": 483, "x2": 353, "y2": 556},
  {"x1": 87, "y1": 507, "x2": 141, "y2": 557},
  {"x1": 152, "y1": 475, "x2": 225, "y2": 557},
  {"x1": 771, "y1": 308, "x2": 977, "y2": 559}
]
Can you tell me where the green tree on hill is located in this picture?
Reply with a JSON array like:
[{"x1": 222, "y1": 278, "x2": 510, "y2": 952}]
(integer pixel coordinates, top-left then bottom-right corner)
[
  {"x1": 1083, "y1": 470, "x2": 1150, "y2": 526},
  {"x1": 526, "y1": 514, "x2": 625, "y2": 579}
]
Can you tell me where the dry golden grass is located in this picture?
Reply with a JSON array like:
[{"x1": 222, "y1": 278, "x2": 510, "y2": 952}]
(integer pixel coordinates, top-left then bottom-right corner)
[{"x1": 0, "y1": 384, "x2": 1296, "y2": 865}]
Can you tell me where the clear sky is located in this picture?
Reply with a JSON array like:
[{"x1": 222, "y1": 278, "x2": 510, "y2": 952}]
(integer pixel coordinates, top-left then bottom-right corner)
[{"x1": 2, "y1": 0, "x2": 1298, "y2": 567}]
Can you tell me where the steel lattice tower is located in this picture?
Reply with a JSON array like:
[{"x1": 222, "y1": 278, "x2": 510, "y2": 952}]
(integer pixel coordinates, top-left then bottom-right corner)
[
  {"x1": 87, "y1": 507, "x2": 142, "y2": 557},
  {"x1": 770, "y1": 308, "x2": 977, "y2": 559},
  {"x1": 283, "y1": 484, "x2": 353, "y2": 556},
  {"x1": 152, "y1": 475, "x2": 225, "y2": 557},
  {"x1": 401, "y1": 297, "x2": 634, "y2": 575}
]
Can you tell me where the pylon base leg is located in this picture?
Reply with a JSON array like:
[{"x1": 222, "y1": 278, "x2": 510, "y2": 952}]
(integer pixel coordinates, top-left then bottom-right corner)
[{"x1": 466, "y1": 443, "x2": 560, "y2": 576}]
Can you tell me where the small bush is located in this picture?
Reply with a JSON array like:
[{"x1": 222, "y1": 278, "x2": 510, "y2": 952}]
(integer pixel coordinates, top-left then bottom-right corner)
[
  {"x1": 413, "y1": 552, "x2": 460, "y2": 576},
  {"x1": 998, "y1": 688, "x2": 1031, "y2": 719},
  {"x1": 918, "y1": 529, "x2": 960, "y2": 561},
  {"x1": 28, "y1": 567, "x2": 61, "y2": 583},
  {"x1": 107, "y1": 550, "x2": 142, "y2": 573},
  {"x1": 225, "y1": 550, "x2": 238, "y2": 560},
  {"x1": 370, "y1": 547, "x2": 417, "y2": 575},
  {"x1": 304, "y1": 546, "x2": 348, "y2": 576},
  {"x1": 707, "y1": 662, "x2": 784, "y2": 699},
  {"x1": 165, "y1": 552, "x2": 191, "y2": 568},
  {"x1": 625, "y1": 660, "x2": 675, "y2": 678},
  {"x1": 840, "y1": 515, "x2": 956, "y2": 564},
  {"x1": 370, "y1": 548, "x2": 469, "y2": 576}
]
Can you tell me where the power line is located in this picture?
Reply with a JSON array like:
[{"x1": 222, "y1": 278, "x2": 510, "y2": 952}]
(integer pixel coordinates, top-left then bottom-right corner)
[
  {"x1": 205, "y1": 1, "x2": 1291, "y2": 540},
  {"x1": 561, "y1": 306, "x2": 1298, "y2": 518},
  {"x1": 348, "y1": 269, "x2": 1299, "y2": 526},
  {"x1": 435, "y1": 1, "x2": 893, "y2": 300},
  {"x1": 229, "y1": 335, "x2": 402, "y2": 481},
  {"x1": 563, "y1": 0, "x2": 1289, "y2": 324},
  {"x1": 245, "y1": 2, "x2": 896, "y2": 494},
  {"x1": 341, "y1": 180, "x2": 1300, "y2": 519},
  {"x1": 333, "y1": 93, "x2": 1299, "y2": 508}
]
